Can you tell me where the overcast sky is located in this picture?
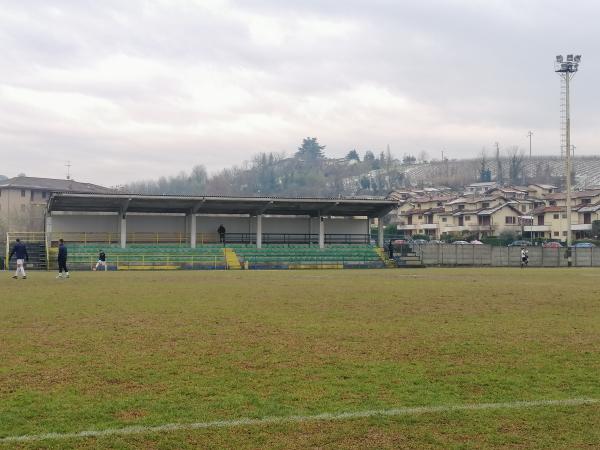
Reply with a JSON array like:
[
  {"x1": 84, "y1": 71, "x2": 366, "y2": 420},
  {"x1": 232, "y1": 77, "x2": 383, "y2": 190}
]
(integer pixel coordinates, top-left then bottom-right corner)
[{"x1": 1, "y1": 0, "x2": 599, "y2": 186}]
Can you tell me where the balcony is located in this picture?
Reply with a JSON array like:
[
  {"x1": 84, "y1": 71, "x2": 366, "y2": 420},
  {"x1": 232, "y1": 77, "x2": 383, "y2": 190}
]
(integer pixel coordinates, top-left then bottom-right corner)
[
  {"x1": 421, "y1": 223, "x2": 439, "y2": 230},
  {"x1": 397, "y1": 224, "x2": 418, "y2": 230},
  {"x1": 572, "y1": 223, "x2": 592, "y2": 231},
  {"x1": 524, "y1": 225, "x2": 551, "y2": 232},
  {"x1": 441, "y1": 224, "x2": 492, "y2": 233}
]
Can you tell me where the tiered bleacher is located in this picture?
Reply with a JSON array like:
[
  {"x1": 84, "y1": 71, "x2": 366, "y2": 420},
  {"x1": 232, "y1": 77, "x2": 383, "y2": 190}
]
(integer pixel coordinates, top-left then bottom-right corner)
[
  {"x1": 230, "y1": 244, "x2": 384, "y2": 269},
  {"x1": 47, "y1": 243, "x2": 385, "y2": 270},
  {"x1": 49, "y1": 244, "x2": 228, "y2": 270}
]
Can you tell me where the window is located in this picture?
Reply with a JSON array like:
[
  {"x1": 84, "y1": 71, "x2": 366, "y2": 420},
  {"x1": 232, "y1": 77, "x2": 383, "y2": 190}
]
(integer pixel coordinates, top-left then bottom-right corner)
[
  {"x1": 549, "y1": 201, "x2": 556, "y2": 206},
  {"x1": 442, "y1": 217, "x2": 447, "y2": 222},
  {"x1": 582, "y1": 198, "x2": 591, "y2": 204},
  {"x1": 505, "y1": 216, "x2": 516, "y2": 224},
  {"x1": 521, "y1": 205, "x2": 527, "y2": 212},
  {"x1": 30, "y1": 190, "x2": 34, "y2": 201},
  {"x1": 482, "y1": 202, "x2": 490, "y2": 208},
  {"x1": 464, "y1": 216, "x2": 471, "y2": 221},
  {"x1": 563, "y1": 231, "x2": 567, "y2": 236},
  {"x1": 562, "y1": 213, "x2": 567, "y2": 219},
  {"x1": 458, "y1": 205, "x2": 465, "y2": 210},
  {"x1": 437, "y1": 202, "x2": 443, "y2": 207},
  {"x1": 554, "y1": 231, "x2": 559, "y2": 236},
  {"x1": 42, "y1": 191, "x2": 47, "y2": 199},
  {"x1": 418, "y1": 215, "x2": 422, "y2": 220},
  {"x1": 21, "y1": 189, "x2": 26, "y2": 197},
  {"x1": 553, "y1": 214, "x2": 559, "y2": 220}
]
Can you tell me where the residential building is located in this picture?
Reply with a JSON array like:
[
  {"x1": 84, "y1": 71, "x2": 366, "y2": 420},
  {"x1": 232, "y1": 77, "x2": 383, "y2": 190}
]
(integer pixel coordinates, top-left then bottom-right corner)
[
  {"x1": 393, "y1": 184, "x2": 591, "y2": 241},
  {"x1": 0, "y1": 177, "x2": 113, "y2": 233},
  {"x1": 464, "y1": 182, "x2": 498, "y2": 195}
]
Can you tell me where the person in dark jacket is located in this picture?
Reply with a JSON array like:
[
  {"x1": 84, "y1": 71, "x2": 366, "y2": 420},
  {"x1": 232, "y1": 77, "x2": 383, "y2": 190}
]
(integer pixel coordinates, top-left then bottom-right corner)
[
  {"x1": 9, "y1": 238, "x2": 28, "y2": 279},
  {"x1": 94, "y1": 250, "x2": 107, "y2": 271},
  {"x1": 388, "y1": 240, "x2": 394, "y2": 259},
  {"x1": 217, "y1": 224, "x2": 226, "y2": 243},
  {"x1": 56, "y1": 239, "x2": 69, "y2": 278}
]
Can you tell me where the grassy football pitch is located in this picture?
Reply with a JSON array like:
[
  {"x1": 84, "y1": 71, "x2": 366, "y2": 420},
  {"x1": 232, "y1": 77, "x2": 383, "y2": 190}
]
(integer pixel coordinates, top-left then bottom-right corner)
[{"x1": 1, "y1": 268, "x2": 600, "y2": 449}]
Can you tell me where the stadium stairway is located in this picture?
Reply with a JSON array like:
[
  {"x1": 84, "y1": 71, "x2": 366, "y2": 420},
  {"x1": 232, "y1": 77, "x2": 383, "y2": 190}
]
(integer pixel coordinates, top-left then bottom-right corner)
[
  {"x1": 394, "y1": 250, "x2": 426, "y2": 268},
  {"x1": 374, "y1": 247, "x2": 396, "y2": 268},
  {"x1": 5, "y1": 242, "x2": 47, "y2": 271},
  {"x1": 223, "y1": 247, "x2": 241, "y2": 270},
  {"x1": 44, "y1": 244, "x2": 388, "y2": 270}
]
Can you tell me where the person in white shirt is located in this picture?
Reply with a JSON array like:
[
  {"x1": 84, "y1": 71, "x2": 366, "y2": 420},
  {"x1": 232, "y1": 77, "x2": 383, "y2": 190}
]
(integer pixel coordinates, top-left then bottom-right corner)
[{"x1": 520, "y1": 247, "x2": 529, "y2": 268}]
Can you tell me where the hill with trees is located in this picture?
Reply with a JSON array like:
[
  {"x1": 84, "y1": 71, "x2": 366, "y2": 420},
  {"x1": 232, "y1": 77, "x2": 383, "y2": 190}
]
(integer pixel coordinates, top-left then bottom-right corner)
[{"x1": 123, "y1": 138, "x2": 600, "y2": 197}]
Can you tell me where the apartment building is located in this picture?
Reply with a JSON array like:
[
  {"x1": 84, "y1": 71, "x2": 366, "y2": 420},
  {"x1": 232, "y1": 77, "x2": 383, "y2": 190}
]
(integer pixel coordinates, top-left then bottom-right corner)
[
  {"x1": 397, "y1": 193, "x2": 525, "y2": 239},
  {"x1": 0, "y1": 176, "x2": 113, "y2": 232},
  {"x1": 395, "y1": 185, "x2": 600, "y2": 241}
]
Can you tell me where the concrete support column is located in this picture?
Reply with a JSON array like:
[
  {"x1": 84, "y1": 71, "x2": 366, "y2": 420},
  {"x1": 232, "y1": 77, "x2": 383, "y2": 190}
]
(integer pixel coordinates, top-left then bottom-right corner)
[
  {"x1": 378, "y1": 217, "x2": 384, "y2": 248},
  {"x1": 366, "y1": 217, "x2": 371, "y2": 243},
  {"x1": 189, "y1": 214, "x2": 197, "y2": 249},
  {"x1": 256, "y1": 214, "x2": 262, "y2": 249},
  {"x1": 319, "y1": 216, "x2": 325, "y2": 249},
  {"x1": 45, "y1": 213, "x2": 52, "y2": 248},
  {"x1": 45, "y1": 214, "x2": 52, "y2": 234},
  {"x1": 120, "y1": 215, "x2": 127, "y2": 249}
]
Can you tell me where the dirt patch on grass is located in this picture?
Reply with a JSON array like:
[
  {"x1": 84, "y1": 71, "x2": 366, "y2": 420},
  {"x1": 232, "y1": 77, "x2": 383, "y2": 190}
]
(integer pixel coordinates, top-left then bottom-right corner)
[{"x1": 115, "y1": 409, "x2": 148, "y2": 422}]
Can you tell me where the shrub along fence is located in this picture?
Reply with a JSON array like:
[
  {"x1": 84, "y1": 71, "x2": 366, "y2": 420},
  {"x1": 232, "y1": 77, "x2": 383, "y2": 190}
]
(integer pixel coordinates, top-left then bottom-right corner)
[{"x1": 416, "y1": 244, "x2": 600, "y2": 267}]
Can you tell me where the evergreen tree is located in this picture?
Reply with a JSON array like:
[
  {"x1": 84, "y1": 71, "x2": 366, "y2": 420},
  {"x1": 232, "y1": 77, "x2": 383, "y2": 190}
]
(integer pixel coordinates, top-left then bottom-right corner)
[
  {"x1": 346, "y1": 149, "x2": 360, "y2": 161},
  {"x1": 295, "y1": 137, "x2": 325, "y2": 160}
]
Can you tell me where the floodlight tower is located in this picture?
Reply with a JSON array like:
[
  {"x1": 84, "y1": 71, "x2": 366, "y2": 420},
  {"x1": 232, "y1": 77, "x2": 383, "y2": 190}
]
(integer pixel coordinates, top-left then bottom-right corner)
[{"x1": 555, "y1": 54, "x2": 581, "y2": 266}]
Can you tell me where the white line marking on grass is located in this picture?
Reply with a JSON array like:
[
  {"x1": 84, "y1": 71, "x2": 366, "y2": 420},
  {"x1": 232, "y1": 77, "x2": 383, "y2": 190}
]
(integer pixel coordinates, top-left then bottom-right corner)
[{"x1": 1, "y1": 398, "x2": 597, "y2": 443}]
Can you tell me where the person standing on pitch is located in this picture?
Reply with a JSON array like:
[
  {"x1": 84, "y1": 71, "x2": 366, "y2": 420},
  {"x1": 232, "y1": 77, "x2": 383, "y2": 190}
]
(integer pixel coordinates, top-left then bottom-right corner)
[
  {"x1": 94, "y1": 249, "x2": 107, "y2": 271},
  {"x1": 520, "y1": 247, "x2": 529, "y2": 268},
  {"x1": 9, "y1": 238, "x2": 28, "y2": 279},
  {"x1": 57, "y1": 238, "x2": 70, "y2": 278}
]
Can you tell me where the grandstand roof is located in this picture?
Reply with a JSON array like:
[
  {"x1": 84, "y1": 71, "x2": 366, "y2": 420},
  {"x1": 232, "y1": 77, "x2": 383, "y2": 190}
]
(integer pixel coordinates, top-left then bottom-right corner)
[{"x1": 48, "y1": 193, "x2": 398, "y2": 217}]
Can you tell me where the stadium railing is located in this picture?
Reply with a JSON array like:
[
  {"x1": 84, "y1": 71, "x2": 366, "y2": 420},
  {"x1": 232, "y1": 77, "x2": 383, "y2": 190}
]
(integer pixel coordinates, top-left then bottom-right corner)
[{"x1": 45, "y1": 232, "x2": 372, "y2": 246}]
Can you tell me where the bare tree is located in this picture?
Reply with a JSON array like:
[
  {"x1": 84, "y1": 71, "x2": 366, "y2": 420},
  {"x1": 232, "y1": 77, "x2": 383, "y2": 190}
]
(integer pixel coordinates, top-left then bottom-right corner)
[{"x1": 506, "y1": 146, "x2": 526, "y2": 185}]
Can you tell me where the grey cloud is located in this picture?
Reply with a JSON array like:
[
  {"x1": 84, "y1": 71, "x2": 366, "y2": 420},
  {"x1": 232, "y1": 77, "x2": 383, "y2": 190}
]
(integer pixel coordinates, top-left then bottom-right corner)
[{"x1": 1, "y1": 0, "x2": 599, "y2": 185}]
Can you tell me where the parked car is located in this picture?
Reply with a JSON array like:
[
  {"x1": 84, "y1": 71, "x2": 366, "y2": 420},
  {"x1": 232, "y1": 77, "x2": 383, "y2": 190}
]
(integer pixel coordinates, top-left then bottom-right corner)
[
  {"x1": 572, "y1": 242, "x2": 596, "y2": 248},
  {"x1": 427, "y1": 240, "x2": 444, "y2": 244},
  {"x1": 452, "y1": 240, "x2": 470, "y2": 245},
  {"x1": 542, "y1": 241, "x2": 563, "y2": 248},
  {"x1": 508, "y1": 240, "x2": 532, "y2": 247},
  {"x1": 412, "y1": 239, "x2": 428, "y2": 245},
  {"x1": 392, "y1": 239, "x2": 408, "y2": 245},
  {"x1": 470, "y1": 240, "x2": 484, "y2": 245}
]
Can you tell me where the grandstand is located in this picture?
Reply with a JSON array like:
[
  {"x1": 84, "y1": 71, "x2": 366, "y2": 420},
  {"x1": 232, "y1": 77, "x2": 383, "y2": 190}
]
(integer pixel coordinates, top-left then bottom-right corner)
[{"x1": 11, "y1": 193, "x2": 397, "y2": 271}]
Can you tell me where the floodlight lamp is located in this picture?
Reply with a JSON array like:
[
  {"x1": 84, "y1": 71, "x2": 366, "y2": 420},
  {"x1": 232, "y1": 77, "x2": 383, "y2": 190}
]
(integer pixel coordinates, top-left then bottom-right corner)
[
  {"x1": 556, "y1": 55, "x2": 563, "y2": 63},
  {"x1": 567, "y1": 54, "x2": 573, "y2": 62},
  {"x1": 574, "y1": 55, "x2": 581, "y2": 63}
]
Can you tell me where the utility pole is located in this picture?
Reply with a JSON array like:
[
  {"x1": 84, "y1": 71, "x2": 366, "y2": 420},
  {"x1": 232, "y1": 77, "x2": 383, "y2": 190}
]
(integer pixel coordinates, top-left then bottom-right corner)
[
  {"x1": 65, "y1": 161, "x2": 72, "y2": 180},
  {"x1": 495, "y1": 142, "x2": 502, "y2": 185},
  {"x1": 555, "y1": 54, "x2": 581, "y2": 266},
  {"x1": 527, "y1": 131, "x2": 533, "y2": 158}
]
